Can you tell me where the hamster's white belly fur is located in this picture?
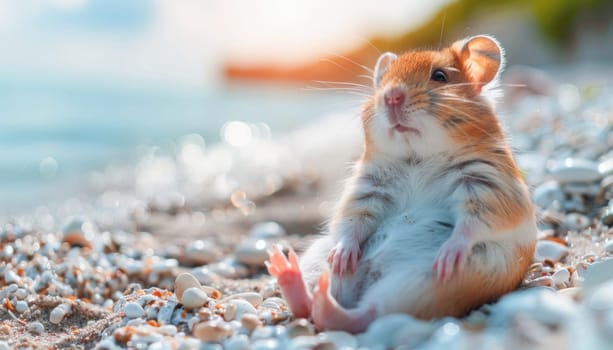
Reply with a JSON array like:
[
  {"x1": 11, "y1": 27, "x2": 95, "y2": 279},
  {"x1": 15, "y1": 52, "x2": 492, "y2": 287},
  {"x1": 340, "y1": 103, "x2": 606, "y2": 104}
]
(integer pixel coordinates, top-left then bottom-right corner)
[{"x1": 299, "y1": 158, "x2": 536, "y2": 316}]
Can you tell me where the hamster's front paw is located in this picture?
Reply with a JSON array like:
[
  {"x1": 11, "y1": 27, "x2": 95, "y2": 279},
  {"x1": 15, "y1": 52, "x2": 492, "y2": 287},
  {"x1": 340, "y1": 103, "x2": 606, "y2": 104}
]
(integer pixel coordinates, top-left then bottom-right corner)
[
  {"x1": 327, "y1": 240, "x2": 361, "y2": 276},
  {"x1": 432, "y1": 237, "x2": 471, "y2": 282}
]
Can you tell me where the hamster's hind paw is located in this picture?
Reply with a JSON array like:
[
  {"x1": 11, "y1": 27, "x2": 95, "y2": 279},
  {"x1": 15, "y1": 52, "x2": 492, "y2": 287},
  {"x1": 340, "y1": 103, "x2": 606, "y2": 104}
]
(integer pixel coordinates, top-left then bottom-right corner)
[
  {"x1": 432, "y1": 238, "x2": 470, "y2": 282},
  {"x1": 327, "y1": 240, "x2": 361, "y2": 276}
]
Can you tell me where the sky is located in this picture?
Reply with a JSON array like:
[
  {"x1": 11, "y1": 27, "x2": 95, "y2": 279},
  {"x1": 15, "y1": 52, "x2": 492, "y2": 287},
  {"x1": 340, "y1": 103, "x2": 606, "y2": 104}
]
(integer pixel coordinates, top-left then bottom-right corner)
[{"x1": 0, "y1": 0, "x2": 450, "y2": 89}]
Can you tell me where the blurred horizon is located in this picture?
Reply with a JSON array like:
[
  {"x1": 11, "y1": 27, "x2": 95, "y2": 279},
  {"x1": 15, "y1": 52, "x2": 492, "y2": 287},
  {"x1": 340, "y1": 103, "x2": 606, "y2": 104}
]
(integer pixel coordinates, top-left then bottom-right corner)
[{"x1": 1, "y1": 0, "x2": 612, "y2": 216}]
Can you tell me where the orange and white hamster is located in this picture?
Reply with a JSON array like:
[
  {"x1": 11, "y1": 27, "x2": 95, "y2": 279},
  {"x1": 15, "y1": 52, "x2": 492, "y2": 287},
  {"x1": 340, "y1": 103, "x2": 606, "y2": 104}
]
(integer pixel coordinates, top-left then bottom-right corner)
[{"x1": 266, "y1": 35, "x2": 536, "y2": 333}]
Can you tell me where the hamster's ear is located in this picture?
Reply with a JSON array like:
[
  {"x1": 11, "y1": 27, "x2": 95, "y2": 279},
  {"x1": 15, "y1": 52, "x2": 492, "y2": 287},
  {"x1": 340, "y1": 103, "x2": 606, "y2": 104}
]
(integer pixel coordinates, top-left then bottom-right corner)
[
  {"x1": 373, "y1": 52, "x2": 397, "y2": 88},
  {"x1": 452, "y1": 35, "x2": 504, "y2": 93}
]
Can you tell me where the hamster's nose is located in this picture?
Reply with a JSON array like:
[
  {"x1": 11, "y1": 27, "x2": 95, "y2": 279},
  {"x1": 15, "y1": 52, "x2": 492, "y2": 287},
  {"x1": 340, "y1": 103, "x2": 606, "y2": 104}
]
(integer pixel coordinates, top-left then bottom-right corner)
[{"x1": 384, "y1": 88, "x2": 405, "y2": 106}]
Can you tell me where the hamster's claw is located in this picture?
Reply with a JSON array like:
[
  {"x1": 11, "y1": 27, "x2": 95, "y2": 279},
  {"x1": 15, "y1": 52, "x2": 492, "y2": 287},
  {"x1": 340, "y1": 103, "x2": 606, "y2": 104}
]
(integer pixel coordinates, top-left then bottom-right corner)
[
  {"x1": 433, "y1": 239, "x2": 469, "y2": 282},
  {"x1": 328, "y1": 241, "x2": 361, "y2": 276}
]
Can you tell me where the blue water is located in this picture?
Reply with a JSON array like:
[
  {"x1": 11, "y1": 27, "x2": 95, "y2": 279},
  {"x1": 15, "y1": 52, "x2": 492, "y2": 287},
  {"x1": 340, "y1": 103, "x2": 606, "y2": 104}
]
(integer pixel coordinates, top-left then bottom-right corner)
[{"x1": 0, "y1": 76, "x2": 357, "y2": 214}]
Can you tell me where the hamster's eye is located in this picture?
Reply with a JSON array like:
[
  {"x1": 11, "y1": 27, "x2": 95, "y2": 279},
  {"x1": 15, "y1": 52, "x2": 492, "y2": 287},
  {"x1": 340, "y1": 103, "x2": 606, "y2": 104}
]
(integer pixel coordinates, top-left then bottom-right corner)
[{"x1": 431, "y1": 69, "x2": 448, "y2": 83}]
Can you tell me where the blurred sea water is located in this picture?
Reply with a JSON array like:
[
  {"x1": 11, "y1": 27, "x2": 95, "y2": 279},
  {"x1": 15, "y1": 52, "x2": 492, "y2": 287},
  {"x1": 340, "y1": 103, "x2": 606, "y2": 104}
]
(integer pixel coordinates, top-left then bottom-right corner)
[{"x1": 0, "y1": 76, "x2": 358, "y2": 215}]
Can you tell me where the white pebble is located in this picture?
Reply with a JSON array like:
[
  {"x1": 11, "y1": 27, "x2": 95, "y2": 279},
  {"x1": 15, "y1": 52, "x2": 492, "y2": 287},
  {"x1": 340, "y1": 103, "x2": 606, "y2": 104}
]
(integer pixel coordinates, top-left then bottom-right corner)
[
  {"x1": 234, "y1": 240, "x2": 270, "y2": 266},
  {"x1": 124, "y1": 302, "x2": 145, "y2": 319},
  {"x1": 174, "y1": 273, "x2": 202, "y2": 303},
  {"x1": 4, "y1": 270, "x2": 20, "y2": 285},
  {"x1": 28, "y1": 321, "x2": 45, "y2": 335},
  {"x1": 0, "y1": 341, "x2": 8, "y2": 350},
  {"x1": 158, "y1": 325, "x2": 178, "y2": 336},
  {"x1": 225, "y1": 300, "x2": 257, "y2": 321},
  {"x1": 248, "y1": 222, "x2": 286, "y2": 239},
  {"x1": 221, "y1": 292, "x2": 263, "y2": 308},
  {"x1": 224, "y1": 334, "x2": 251, "y2": 350},
  {"x1": 181, "y1": 287, "x2": 208, "y2": 309},
  {"x1": 552, "y1": 268, "x2": 571, "y2": 285},
  {"x1": 50, "y1": 303, "x2": 71, "y2": 324},
  {"x1": 192, "y1": 321, "x2": 232, "y2": 342},
  {"x1": 14, "y1": 288, "x2": 27, "y2": 300},
  {"x1": 251, "y1": 338, "x2": 279, "y2": 350},
  {"x1": 548, "y1": 158, "x2": 602, "y2": 183},
  {"x1": 604, "y1": 241, "x2": 613, "y2": 254},
  {"x1": 184, "y1": 240, "x2": 219, "y2": 265},
  {"x1": 563, "y1": 213, "x2": 591, "y2": 231},
  {"x1": 15, "y1": 300, "x2": 28, "y2": 314},
  {"x1": 489, "y1": 288, "x2": 577, "y2": 327},
  {"x1": 534, "y1": 240, "x2": 569, "y2": 262},
  {"x1": 358, "y1": 314, "x2": 424, "y2": 349}
]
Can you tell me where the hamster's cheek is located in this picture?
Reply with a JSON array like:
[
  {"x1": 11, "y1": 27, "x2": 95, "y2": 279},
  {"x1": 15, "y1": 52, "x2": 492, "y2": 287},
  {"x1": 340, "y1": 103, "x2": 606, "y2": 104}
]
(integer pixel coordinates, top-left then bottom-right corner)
[{"x1": 409, "y1": 114, "x2": 455, "y2": 156}]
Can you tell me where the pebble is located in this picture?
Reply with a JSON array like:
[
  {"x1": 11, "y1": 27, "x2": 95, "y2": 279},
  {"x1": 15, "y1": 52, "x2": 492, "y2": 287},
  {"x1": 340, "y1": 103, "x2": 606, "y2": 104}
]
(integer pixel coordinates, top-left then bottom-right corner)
[
  {"x1": 489, "y1": 288, "x2": 578, "y2": 327},
  {"x1": 174, "y1": 272, "x2": 202, "y2": 303},
  {"x1": 181, "y1": 287, "x2": 208, "y2": 309},
  {"x1": 248, "y1": 222, "x2": 286, "y2": 239},
  {"x1": 184, "y1": 240, "x2": 219, "y2": 265},
  {"x1": 15, "y1": 300, "x2": 28, "y2": 313},
  {"x1": 193, "y1": 321, "x2": 232, "y2": 342},
  {"x1": 534, "y1": 240, "x2": 569, "y2": 262},
  {"x1": 548, "y1": 158, "x2": 602, "y2": 183},
  {"x1": 563, "y1": 213, "x2": 591, "y2": 231},
  {"x1": 552, "y1": 268, "x2": 571, "y2": 285},
  {"x1": 234, "y1": 240, "x2": 271, "y2": 266},
  {"x1": 532, "y1": 181, "x2": 565, "y2": 209},
  {"x1": 599, "y1": 158, "x2": 613, "y2": 177},
  {"x1": 124, "y1": 302, "x2": 145, "y2": 319},
  {"x1": 240, "y1": 314, "x2": 262, "y2": 333},
  {"x1": 4, "y1": 270, "x2": 20, "y2": 285},
  {"x1": 221, "y1": 292, "x2": 263, "y2": 308},
  {"x1": 49, "y1": 303, "x2": 71, "y2": 324},
  {"x1": 286, "y1": 318, "x2": 314, "y2": 339},
  {"x1": 225, "y1": 334, "x2": 251, "y2": 350},
  {"x1": 224, "y1": 299, "x2": 256, "y2": 321},
  {"x1": 582, "y1": 259, "x2": 613, "y2": 293},
  {"x1": 358, "y1": 314, "x2": 422, "y2": 349},
  {"x1": 0, "y1": 341, "x2": 8, "y2": 350},
  {"x1": 28, "y1": 321, "x2": 45, "y2": 335}
]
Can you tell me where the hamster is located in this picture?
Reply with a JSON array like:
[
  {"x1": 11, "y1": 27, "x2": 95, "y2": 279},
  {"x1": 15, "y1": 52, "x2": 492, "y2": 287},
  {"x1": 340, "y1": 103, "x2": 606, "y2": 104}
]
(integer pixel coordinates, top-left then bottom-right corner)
[{"x1": 266, "y1": 35, "x2": 536, "y2": 333}]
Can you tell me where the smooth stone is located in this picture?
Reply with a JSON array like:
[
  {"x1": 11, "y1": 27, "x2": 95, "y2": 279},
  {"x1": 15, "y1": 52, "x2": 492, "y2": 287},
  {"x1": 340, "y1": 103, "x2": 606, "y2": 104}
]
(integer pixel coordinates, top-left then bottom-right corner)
[
  {"x1": 563, "y1": 213, "x2": 591, "y2": 231},
  {"x1": 181, "y1": 287, "x2": 208, "y2": 309},
  {"x1": 28, "y1": 321, "x2": 45, "y2": 335},
  {"x1": 235, "y1": 240, "x2": 270, "y2": 266},
  {"x1": 552, "y1": 268, "x2": 571, "y2": 285},
  {"x1": 14, "y1": 288, "x2": 27, "y2": 300},
  {"x1": 548, "y1": 158, "x2": 602, "y2": 183},
  {"x1": 221, "y1": 292, "x2": 263, "y2": 308},
  {"x1": 602, "y1": 206, "x2": 613, "y2": 226},
  {"x1": 562, "y1": 182, "x2": 601, "y2": 196},
  {"x1": 184, "y1": 240, "x2": 219, "y2": 265},
  {"x1": 532, "y1": 181, "x2": 565, "y2": 209},
  {"x1": 49, "y1": 304, "x2": 70, "y2": 324},
  {"x1": 124, "y1": 302, "x2": 145, "y2": 319},
  {"x1": 599, "y1": 158, "x2": 613, "y2": 177},
  {"x1": 261, "y1": 297, "x2": 287, "y2": 311},
  {"x1": 358, "y1": 314, "x2": 420, "y2": 349},
  {"x1": 286, "y1": 318, "x2": 314, "y2": 339},
  {"x1": 0, "y1": 341, "x2": 8, "y2": 350},
  {"x1": 15, "y1": 300, "x2": 28, "y2": 314},
  {"x1": 240, "y1": 314, "x2": 262, "y2": 333},
  {"x1": 489, "y1": 288, "x2": 578, "y2": 327},
  {"x1": 193, "y1": 321, "x2": 232, "y2": 342},
  {"x1": 525, "y1": 276, "x2": 554, "y2": 288},
  {"x1": 248, "y1": 222, "x2": 286, "y2": 239},
  {"x1": 158, "y1": 325, "x2": 178, "y2": 336},
  {"x1": 588, "y1": 280, "x2": 613, "y2": 311},
  {"x1": 190, "y1": 267, "x2": 219, "y2": 286},
  {"x1": 582, "y1": 259, "x2": 613, "y2": 293},
  {"x1": 157, "y1": 300, "x2": 178, "y2": 325},
  {"x1": 534, "y1": 240, "x2": 569, "y2": 262},
  {"x1": 151, "y1": 259, "x2": 178, "y2": 274},
  {"x1": 225, "y1": 300, "x2": 256, "y2": 321},
  {"x1": 224, "y1": 334, "x2": 251, "y2": 350},
  {"x1": 4, "y1": 270, "x2": 20, "y2": 285},
  {"x1": 174, "y1": 273, "x2": 202, "y2": 303}
]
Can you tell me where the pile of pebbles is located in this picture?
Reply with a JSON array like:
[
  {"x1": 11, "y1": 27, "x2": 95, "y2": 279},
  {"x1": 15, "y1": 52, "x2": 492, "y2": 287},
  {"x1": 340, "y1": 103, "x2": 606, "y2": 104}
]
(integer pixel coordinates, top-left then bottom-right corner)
[{"x1": 0, "y1": 74, "x2": 612, "y2": 349}]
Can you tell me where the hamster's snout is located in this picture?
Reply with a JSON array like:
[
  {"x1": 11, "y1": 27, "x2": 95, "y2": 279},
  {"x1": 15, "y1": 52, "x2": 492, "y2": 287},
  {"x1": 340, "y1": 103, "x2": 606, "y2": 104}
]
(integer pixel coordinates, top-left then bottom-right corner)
[{"x1": 384, "y1": 88, "x2": 405, "y2": 107}]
